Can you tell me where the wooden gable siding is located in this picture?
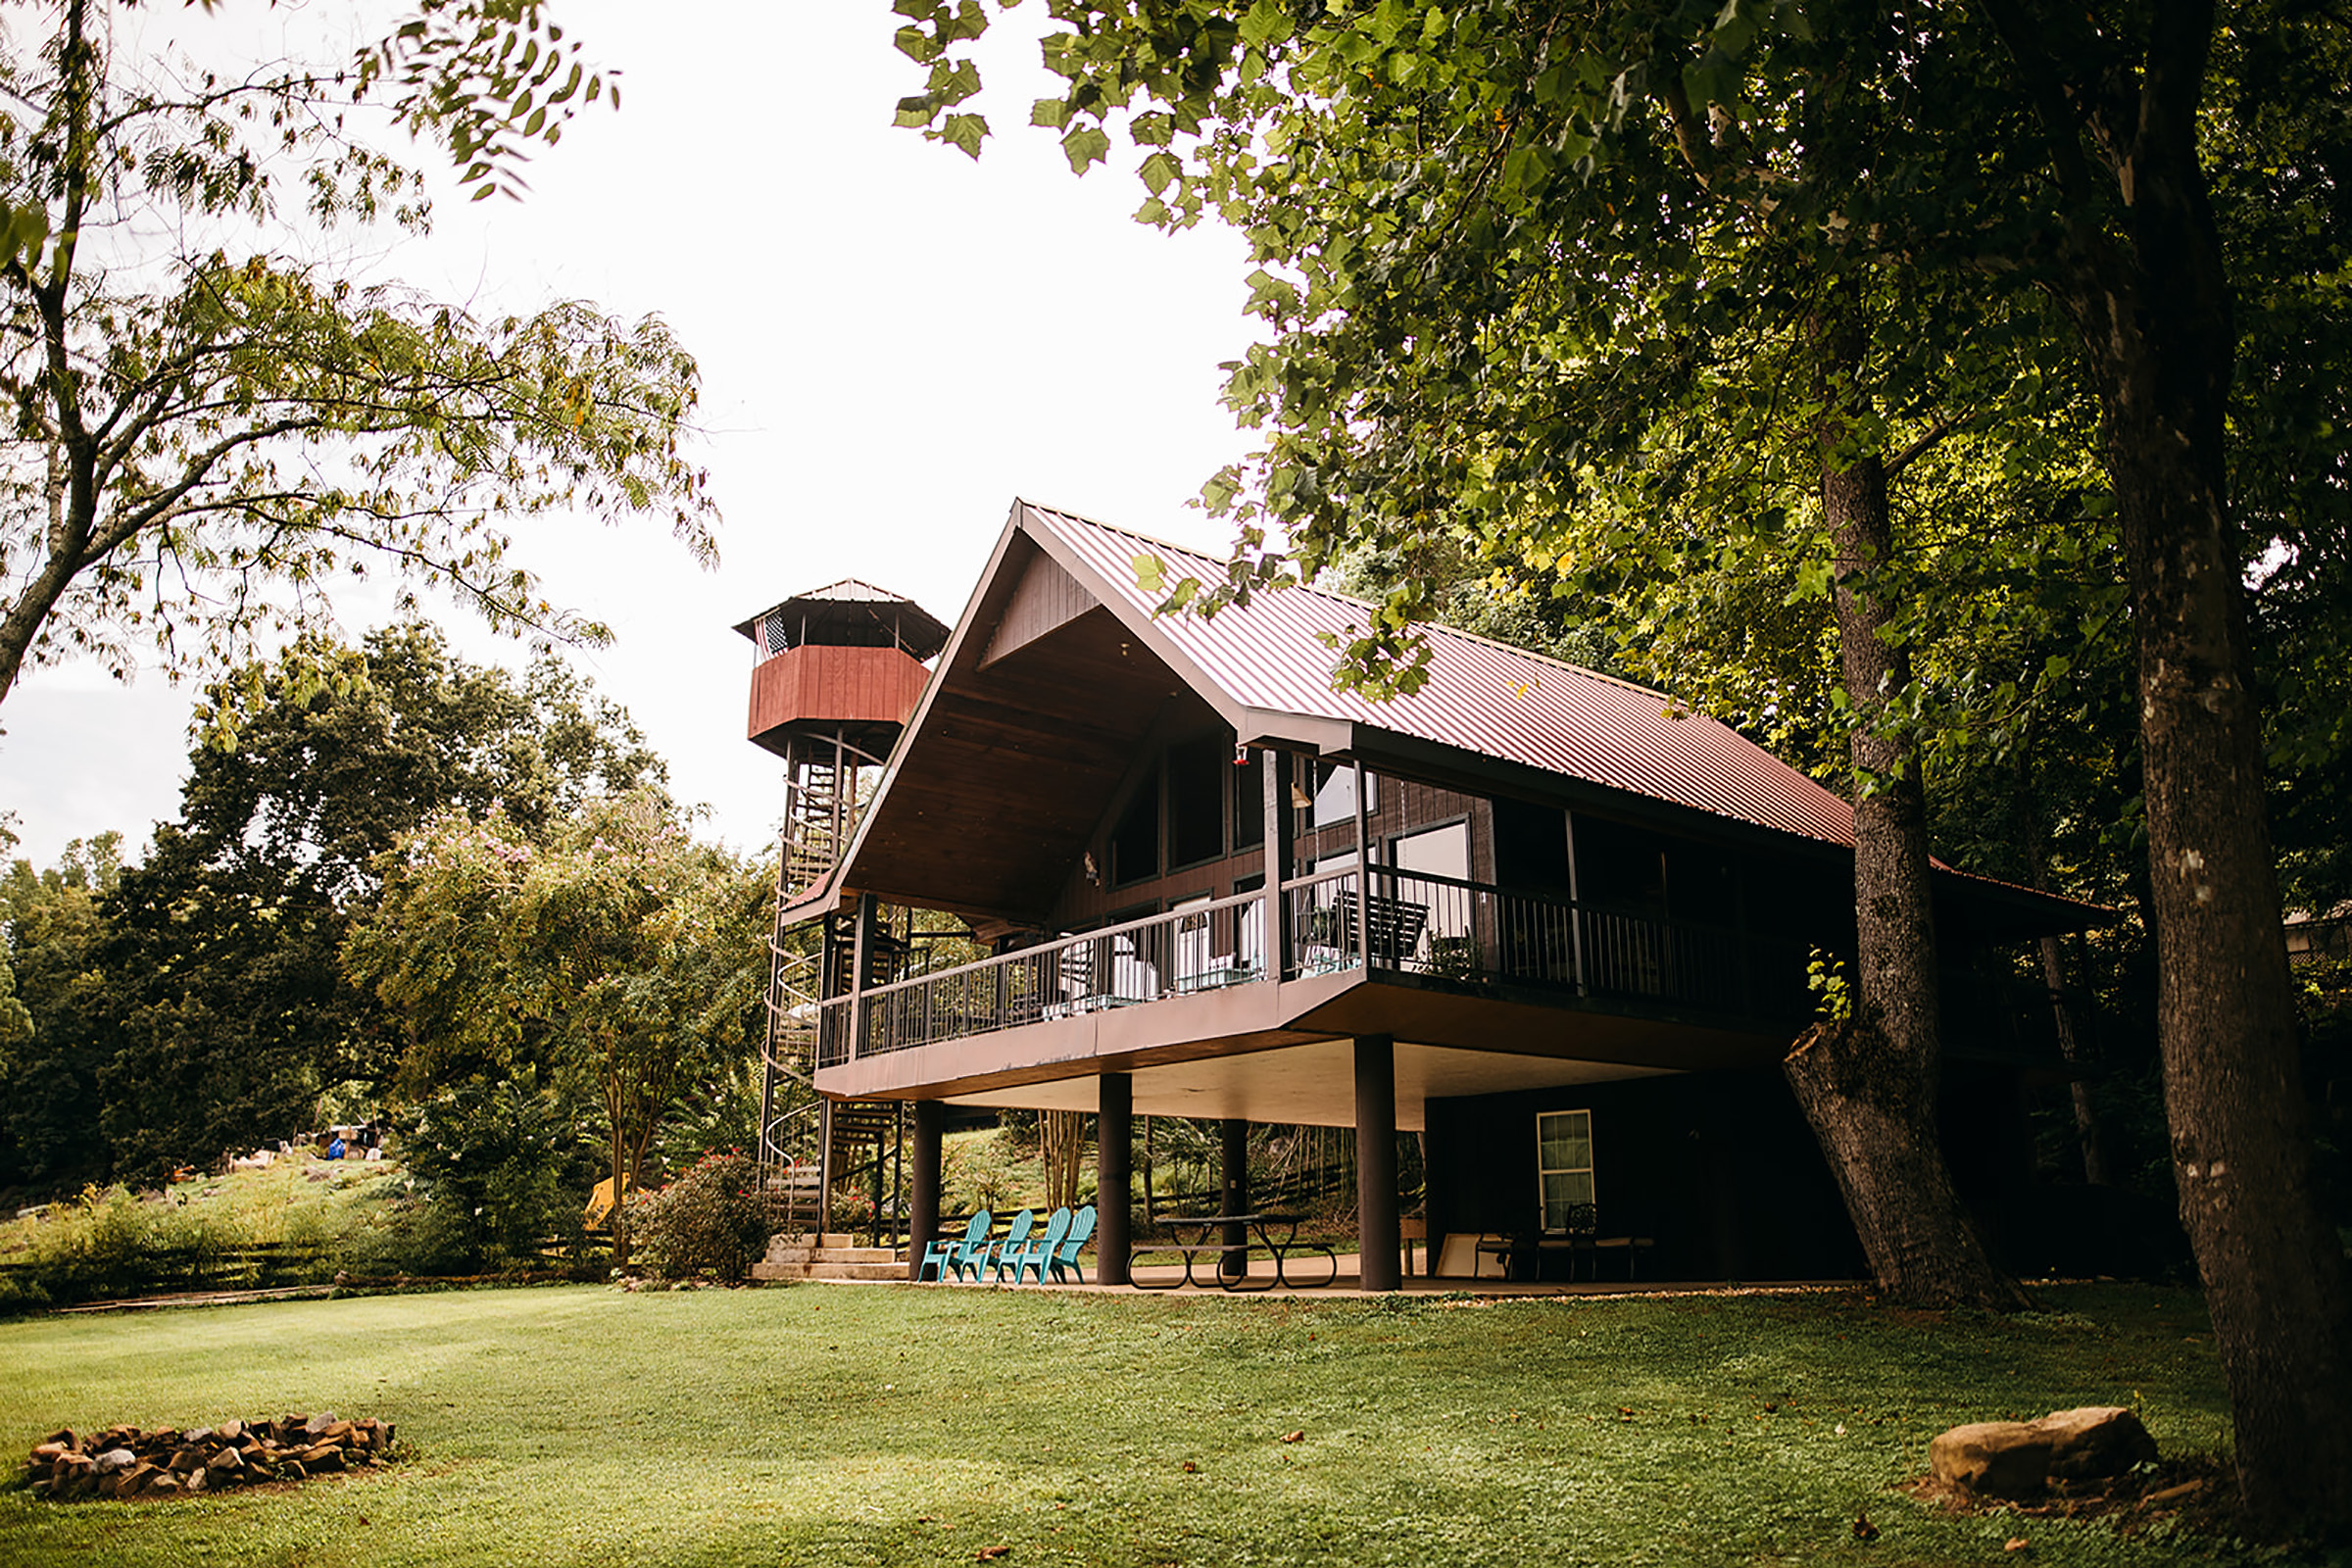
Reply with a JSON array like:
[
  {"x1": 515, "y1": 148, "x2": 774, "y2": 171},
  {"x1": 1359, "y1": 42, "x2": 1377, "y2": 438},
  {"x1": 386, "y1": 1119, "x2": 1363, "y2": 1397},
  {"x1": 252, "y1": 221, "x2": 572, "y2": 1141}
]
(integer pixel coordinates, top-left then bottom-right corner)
[
  {"x1": 746, "y1": 644, "x2": 930, "y2": 744},
  {"x1": 847, "y1": 605, "x2": 1206, "y2": 920},
  {"x1": 980, "y1": 551, "x2": 1099, "y2": 669}
]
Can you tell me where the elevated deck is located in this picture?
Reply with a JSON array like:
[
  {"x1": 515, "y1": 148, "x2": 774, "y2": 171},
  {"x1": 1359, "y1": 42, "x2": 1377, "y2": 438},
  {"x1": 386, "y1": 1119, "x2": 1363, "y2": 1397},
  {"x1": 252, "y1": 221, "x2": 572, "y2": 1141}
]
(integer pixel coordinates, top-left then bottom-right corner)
[{"x1": 811, "y1": 864, "x2": 1814, "y2": 1119}]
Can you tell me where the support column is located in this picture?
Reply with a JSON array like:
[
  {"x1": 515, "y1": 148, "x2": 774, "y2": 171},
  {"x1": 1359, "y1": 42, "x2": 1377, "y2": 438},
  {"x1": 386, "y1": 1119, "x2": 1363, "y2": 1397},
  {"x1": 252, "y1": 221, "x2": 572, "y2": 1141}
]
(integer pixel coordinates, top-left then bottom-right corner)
[
  {"x1": 1356, "y1": 1034, "x2": 1401, "y2": 1292},
  {"x1": 1220, "y1": 1116, "x2": 1250, "y2": 1282},
  {"x1": 907, "y1": 1101, "x2": 943, "y2": 1281},
  {"x1": 1097, "y1": 1074, "x2": 1132, "y2": 1286}
]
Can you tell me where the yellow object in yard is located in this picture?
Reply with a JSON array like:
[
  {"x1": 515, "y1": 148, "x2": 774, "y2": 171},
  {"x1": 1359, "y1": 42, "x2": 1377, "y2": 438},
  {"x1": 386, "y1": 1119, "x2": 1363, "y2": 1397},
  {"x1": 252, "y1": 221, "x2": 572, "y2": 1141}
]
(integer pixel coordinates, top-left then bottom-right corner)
[{"x1": 583, "y1": 1175, "x2": 634, "y2": 1232}]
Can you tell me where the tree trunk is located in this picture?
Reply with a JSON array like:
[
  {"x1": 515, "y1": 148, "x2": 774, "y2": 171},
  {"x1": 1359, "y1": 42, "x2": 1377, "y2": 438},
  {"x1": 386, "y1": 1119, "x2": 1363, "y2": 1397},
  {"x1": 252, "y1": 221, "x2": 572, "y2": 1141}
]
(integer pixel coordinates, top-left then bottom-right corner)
[
  {"x1": 607, "y1": 1082, "x2": 632, "y2": 1274},
  {"x1": 1785, "y1": 1018, "x2": 2023, "y2": 1306},
  {"x1": 2026, "y1": 805, "x2": 2111, "y2": 1185},
  {"x1": 1040, "y1": 1108, "x2": 1086, "y2": 1210},
  {"x1": 2036, "y1": 931, "x2": 2110, "y2": 1186},
  {"x1": 2063, "y1": 257, "x2": 2352, "y2": 1533},
  {"x1": 1999, "y1": 3, "x2": 2352, "y2": 1524},
  {"x1": 1785, "y1": 342, "x2": 2026, "y2": 1309}
]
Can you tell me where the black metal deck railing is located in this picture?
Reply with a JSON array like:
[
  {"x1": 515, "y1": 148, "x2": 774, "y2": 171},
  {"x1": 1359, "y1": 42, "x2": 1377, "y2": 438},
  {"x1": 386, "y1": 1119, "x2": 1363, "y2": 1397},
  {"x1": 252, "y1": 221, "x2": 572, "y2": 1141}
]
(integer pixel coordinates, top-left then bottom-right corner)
[{"x1": 813, "y1": 867, "x2": 1815, "y2": 1068}]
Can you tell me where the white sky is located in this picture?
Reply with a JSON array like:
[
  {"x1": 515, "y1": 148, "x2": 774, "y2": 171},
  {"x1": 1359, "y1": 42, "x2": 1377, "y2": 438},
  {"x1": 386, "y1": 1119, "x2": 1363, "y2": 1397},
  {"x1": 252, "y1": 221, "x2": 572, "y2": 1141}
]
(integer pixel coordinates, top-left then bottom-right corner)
[{"x1": 0, "y1": 1, "x2": 1258, "y2": 867}]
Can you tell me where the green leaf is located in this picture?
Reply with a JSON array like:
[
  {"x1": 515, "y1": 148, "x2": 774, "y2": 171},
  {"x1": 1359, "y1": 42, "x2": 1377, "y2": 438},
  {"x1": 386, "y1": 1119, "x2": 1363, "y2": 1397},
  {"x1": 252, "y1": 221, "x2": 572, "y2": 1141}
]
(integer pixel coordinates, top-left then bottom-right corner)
[
  {"x1": 940, "y1": 114, "x2": 988, "y2": 159},
  {"x1": 1060, "y1": 124, "x2": 1112, "y2": 173},
  {"x1": 1238, "y1": 0, "x2": 1294, "y2": 50}
]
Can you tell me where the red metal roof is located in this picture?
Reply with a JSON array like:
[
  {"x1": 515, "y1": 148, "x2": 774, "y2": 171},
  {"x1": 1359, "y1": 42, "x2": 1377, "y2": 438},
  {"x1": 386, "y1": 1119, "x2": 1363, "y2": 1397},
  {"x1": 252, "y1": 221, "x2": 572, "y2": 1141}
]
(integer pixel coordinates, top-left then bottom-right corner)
[{"x1": 1024, "y1": 501, "x2": 1859, "y2": 849}]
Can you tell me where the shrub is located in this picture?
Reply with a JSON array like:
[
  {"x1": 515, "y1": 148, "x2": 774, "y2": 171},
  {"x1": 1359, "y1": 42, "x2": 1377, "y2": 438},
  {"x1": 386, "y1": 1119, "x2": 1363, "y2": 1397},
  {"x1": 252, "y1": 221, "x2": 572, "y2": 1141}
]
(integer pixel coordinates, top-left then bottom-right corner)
[
  {"x1": 396, "y1": 1071, "x2": 594, "y2": 1269},
  {"x1": 827, "y1": 1184, "x2": 876, "y2": 1236},
  {"x1": 944, "y1": 1129, "x2": 1024, "y2": 1214},
  {"x1": 4, "y1": 1184, "x2": 244, "y2": 1306},
  {"x1": 626, "y1": 1152, "x2": 774, "y2": 1283}
]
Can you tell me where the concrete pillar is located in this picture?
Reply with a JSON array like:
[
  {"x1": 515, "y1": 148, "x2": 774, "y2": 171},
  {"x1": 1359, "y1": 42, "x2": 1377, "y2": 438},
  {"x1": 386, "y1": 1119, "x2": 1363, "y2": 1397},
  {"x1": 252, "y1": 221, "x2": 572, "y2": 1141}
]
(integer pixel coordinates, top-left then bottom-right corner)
[
  {"x1": 1097, "y1": 1074, "x2": 1132, "y2": 1286},
  {"x1": 907, "y1": 1100, "x2": 943, "y2": 1281},
  {"x1": 1220, "y1": 1116, "x2": 1250, "y2": 1281},
  {"x1": 1356, "y1": 1034, "x2": 1401, "y2": 1292}
]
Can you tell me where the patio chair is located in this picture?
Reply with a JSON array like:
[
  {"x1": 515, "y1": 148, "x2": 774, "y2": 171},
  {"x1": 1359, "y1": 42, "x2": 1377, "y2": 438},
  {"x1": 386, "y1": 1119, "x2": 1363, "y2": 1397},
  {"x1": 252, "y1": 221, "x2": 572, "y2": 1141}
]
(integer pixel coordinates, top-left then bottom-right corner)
[
  {"x1": 979, "y1": 1207, "x2": 1035, "y2": 1281},
  {"x1": 921, "y1": 1210, "x2": 990, "y2": 1282},
  {"x1": 999, "y1": 1205, "x2": 1072, "y2": 1285},
  {"x1": 1048, "y1": 1204, "x2": 1098, "y2": 1284},
  {"x1": 946, "y1": 1207, "x2": 1006, "y2": 1282}
]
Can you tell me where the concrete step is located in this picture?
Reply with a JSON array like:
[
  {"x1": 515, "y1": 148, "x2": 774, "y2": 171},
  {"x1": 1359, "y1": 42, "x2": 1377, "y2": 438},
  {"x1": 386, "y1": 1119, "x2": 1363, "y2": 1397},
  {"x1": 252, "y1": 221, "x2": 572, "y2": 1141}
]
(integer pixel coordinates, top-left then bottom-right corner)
[
  {"x1": 751, "y1": 1258, "x2": 909, "y2": 1283},
  {"x1": 761, "y1": 1245, "x2": 900, "y2": 1267}
]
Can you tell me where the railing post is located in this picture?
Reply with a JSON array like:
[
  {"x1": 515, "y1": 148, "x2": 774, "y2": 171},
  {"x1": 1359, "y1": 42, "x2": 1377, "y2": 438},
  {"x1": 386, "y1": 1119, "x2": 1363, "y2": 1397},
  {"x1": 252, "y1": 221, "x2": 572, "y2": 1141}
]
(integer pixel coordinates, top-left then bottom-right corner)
[
  {"x1": 1352, "y1": 760, "x2": 1372, "y2": 968},
  {"x1": 1263, "y1": 747, "x2": 1294, "y2": 978},
  {"x1": 1563, "y1": 811, "x2": 1588, "y2": 995},
  {"x1": 849, "y1": 893, "x2": 878, "y2": 1058}
]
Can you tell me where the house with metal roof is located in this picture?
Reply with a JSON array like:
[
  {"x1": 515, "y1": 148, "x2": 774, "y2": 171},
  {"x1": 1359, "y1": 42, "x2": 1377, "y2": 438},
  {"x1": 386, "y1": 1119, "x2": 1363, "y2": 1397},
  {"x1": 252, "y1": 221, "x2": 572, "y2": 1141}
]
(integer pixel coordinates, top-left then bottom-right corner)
[{"x1": 751, "y1": 500, "x2": 2099, "y2": 1288}]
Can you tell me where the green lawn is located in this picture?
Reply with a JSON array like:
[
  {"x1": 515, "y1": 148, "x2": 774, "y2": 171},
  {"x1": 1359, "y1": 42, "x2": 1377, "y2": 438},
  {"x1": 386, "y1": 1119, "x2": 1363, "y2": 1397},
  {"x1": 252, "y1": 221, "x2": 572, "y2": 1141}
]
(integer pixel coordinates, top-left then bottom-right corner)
[{"x1": 0, "y1": 1282, "x2": 2270, "y2": 1567}]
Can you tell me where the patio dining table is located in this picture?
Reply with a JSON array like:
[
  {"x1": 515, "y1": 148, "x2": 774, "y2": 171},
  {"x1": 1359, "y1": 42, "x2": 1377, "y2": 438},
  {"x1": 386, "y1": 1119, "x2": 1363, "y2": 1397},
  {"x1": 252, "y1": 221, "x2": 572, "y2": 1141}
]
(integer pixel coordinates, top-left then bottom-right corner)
[{"x1": 1130, "y1": 1212, "x2": 1339, "y2": 1292}]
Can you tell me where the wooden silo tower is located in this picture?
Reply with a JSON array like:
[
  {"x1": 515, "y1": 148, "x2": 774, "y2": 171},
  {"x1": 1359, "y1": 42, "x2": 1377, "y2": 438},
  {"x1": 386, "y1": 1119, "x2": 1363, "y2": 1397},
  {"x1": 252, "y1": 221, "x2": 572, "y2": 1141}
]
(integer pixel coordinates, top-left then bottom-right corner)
[{"x1": 736, "y1": 582, "x2": 948, "y2": 1230}]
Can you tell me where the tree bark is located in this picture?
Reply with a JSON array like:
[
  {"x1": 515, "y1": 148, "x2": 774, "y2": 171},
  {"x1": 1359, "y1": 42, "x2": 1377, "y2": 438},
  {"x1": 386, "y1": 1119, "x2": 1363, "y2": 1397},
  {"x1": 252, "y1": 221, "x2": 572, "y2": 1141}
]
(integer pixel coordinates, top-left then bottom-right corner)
[
  {"x1": 1040, "y1": 1108, "x2": 1086, "y2": 1210},
  {"x1": 2025, "y1": 804, "x2": 2111, "y2": 1185},
  {"x1": 1979, "y1": 0, "x2": 2352, "y2": 1527},
  {"x1": 1784, "y1": 332, "x2": 2027, "y2": 1310},
  {"x1": 2065, "y1": 247, "x2": 2352, "y2": 1535}
]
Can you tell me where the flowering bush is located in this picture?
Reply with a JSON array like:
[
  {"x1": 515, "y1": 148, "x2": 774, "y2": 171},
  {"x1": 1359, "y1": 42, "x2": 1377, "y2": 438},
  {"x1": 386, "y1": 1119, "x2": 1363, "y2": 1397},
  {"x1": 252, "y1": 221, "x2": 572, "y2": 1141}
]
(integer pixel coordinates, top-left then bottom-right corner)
[{"x1": 625, "y1": 1152, "x2": 775, "y2": 1283}]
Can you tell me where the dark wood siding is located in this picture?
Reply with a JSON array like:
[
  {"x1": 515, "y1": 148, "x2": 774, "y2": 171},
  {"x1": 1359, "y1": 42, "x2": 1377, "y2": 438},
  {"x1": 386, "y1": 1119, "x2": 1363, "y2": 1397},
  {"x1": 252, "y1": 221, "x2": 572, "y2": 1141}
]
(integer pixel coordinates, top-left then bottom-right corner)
[
  {"x1": 1424, "y1": 1073, "x2": 1864, "y2": 1282},
  {"x1": 980, "y1": 552, "x2": 1099, "y2": 667}
]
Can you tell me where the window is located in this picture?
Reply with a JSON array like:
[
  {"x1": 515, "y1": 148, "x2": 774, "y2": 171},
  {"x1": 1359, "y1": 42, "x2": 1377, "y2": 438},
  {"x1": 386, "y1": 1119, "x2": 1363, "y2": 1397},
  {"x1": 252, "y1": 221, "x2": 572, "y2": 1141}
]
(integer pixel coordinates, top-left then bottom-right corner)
[
  {"x1": 1110, "y1": 767, "x2": 1159, "y2": 885},
  {"x1": 1232, "y1": 748, "x2": 1265, "y2": 850},
  {"x1": 1391, "y1": 819, "x2": 1471, "y2": 954},
  {"x1": 1168, "y1": 737, "x2": 1227, "y2": 868},
  {"x1": 1311, "y1": 760, "x2": 1376, "y2": 827},
  {"x1": 1537, "y1": 1110, "x2": 1595, "y2": 1232}
]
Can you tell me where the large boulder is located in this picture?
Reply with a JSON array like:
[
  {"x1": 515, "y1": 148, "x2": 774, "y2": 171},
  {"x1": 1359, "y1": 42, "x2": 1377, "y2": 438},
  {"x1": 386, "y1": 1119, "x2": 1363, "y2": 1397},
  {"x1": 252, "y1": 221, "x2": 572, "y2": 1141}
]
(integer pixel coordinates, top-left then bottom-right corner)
[{"x1": 1930, "y1": 1406, "x2": 2158, "y2": 1498}]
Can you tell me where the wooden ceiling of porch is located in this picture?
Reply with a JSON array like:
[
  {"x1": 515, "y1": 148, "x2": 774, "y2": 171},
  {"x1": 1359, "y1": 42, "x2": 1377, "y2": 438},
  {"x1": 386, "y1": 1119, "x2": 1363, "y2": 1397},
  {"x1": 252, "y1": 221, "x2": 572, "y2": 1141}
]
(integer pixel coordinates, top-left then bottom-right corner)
[{"x1": 847, "y1": 548, "x2": 1219, "y2": 923}]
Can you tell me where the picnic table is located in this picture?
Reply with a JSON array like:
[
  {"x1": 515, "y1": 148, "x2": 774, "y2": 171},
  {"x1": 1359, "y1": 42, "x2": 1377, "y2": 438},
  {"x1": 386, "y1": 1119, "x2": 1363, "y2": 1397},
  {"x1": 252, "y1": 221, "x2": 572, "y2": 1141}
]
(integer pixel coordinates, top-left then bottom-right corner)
[{"x1": 1130, "y1": 1212, "x2": 1339, "y2": 1292}]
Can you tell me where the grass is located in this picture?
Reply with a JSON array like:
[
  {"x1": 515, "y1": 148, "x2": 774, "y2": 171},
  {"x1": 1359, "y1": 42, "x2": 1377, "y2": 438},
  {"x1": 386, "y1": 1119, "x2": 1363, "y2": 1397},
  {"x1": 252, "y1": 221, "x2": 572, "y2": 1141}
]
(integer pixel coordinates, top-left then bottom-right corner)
[
  {"x1": 0, "y1": 1280, "x2": 2298, "y2": 1568},
  {"x1": 0, "y1": 1156, "x2": 410, "y2": 1259}
]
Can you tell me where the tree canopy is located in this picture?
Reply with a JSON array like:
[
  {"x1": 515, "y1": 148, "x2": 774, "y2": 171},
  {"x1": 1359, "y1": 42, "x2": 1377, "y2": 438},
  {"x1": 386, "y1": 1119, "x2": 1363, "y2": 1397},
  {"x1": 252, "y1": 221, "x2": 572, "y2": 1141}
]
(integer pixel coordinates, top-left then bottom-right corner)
[
  {"x1": 893, "y1": 0, "x2": 2352, "y2": 1530},
  {"x1": 347, "y1": 790, "x2": 771, "y2": 1267},
  {"x1": 0, "y1": 0, "x2": 714, "y2": 711},
  {"x1": 0, "y1": 623, "x2": 667, "y2": 1190}
]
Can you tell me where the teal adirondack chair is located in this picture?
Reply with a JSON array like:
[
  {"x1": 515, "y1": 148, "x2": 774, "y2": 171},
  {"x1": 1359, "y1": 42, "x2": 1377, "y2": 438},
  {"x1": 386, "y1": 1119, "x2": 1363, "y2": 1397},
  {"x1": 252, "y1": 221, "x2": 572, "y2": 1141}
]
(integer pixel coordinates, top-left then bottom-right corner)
[
  {"x1": 1048, "y1": 1203, "x2": 1098, "y2": 1284},
  {"x1": 1001, "y1": 1206, "x2": 1072, "y2": 1285},
  {"x1": 981, "y1": 1207, "x2": 1036, "y2": 1282},
  {"x1": 945, "y1": 1207, "x2": 1007, "y2": 1282},
  {"x1": 921, "y1": 1210, "x2": 989, "y2": 1282}
]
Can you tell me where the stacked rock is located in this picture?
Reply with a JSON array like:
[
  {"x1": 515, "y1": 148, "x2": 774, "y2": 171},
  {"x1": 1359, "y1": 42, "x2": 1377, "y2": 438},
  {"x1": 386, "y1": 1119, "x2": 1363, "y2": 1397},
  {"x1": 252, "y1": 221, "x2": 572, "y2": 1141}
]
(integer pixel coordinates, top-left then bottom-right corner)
[{"x1": 22, "y1": 1412, "x2": 398, "y2": 1500}]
